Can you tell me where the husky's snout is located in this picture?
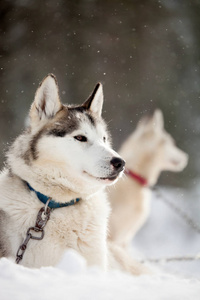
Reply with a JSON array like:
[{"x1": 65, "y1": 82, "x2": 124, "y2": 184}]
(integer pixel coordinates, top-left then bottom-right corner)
[
  {"x1": 110, "y1": 157, "x2": 125, "y2": 173},
  {"x1": 105, "y1": 156, "x2": 125, "y2": 181},
  {"x1": 98, "y1": 156, "x2": 125, "y2": 182}
]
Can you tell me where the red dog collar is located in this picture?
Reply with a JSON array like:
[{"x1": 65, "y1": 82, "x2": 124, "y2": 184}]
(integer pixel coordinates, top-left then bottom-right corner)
[{"x1": 124, "y1": 169, "x2": 148, "y2": 186}]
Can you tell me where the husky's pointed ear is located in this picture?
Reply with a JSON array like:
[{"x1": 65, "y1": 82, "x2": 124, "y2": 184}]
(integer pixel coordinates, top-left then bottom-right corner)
[
  {"x1": 30, "y1": 74, "x2": 62, "y2": 124},
  {"x1": 137, "y1": 115, "x2": 151, "y2": 129},
  {"x1": 82, "y1": 83, "x2": 103, "y2": 117},
  {"x1": 152, "y1": 109, "x2": 164, "y2": 130}
]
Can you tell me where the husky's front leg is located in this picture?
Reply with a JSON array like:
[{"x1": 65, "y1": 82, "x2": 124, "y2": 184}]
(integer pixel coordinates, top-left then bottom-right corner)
[
  {"x1": 107, "y1": 241, "x2": 151, "y2": 275},
  {"x1": 77, "y1": 237, "x2": 108, "y2": 271}
]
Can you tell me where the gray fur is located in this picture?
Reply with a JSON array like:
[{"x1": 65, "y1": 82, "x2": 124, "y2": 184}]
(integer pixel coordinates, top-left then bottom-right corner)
[
  {"x1": 30, "y1": 129, "x2": 44, "y2": 160},
  {"x1": 0, "y1": 210, "x2": 11, "y2": 257},
  {"x1": 48, "y1": 106, "x2": 81, "y2": 136},
  {"x1": 23, "y1": 106, "x2": 99, "y2": 163}
]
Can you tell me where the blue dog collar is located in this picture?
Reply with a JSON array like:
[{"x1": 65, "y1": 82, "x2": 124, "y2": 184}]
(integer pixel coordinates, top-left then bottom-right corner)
[{"x1": 26, "y1": 182, "x2": 80, "y2": 209}]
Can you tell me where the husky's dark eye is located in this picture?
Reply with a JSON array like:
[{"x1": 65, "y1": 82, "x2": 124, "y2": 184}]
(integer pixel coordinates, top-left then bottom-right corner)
[
  {"x1": 49, "y1": 129, "x2": 66, "y2": 137},
  {"x1": 103, "y1": 136, "x2": 106, "y2": 143},
  {"x1": 74, "y1": 135, "x2": 87, "y2": 142}
]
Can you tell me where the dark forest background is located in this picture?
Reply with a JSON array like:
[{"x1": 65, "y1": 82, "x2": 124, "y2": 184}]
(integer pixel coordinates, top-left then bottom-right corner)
[{"x1": 1, "y1": 0, "x2": 200, "y2": 188}]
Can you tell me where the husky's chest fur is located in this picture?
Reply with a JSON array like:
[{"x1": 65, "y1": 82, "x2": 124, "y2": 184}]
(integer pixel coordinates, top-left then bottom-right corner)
[{"x1": 0, "y1": 170, "x2": 110, "y2": 268}]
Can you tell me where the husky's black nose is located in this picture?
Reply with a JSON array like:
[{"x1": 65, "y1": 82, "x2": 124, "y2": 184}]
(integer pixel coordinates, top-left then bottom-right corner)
[{"x1": 110, "y1": 157, "x2": 125, "y2": 172}]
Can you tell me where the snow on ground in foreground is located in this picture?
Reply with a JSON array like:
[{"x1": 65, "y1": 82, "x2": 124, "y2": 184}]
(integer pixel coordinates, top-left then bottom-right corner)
[{"x1": 0, "y1": 250, "x2": 200, "y2": 300}]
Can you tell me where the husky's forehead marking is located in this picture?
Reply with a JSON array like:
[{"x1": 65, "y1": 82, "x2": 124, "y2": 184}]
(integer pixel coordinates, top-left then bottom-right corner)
[
  {"x1": 68, "y1": 106, "x2": 96, "y2": 126},
  {"x1": 47, "y1": 107, "x2": 79, "y2": 137},
  {"x1": 47, "y1": 106, "x2": 97, "y2": 138},
  {"x1": 28, "y1": 104, "x2": 101, "y2": 162}
]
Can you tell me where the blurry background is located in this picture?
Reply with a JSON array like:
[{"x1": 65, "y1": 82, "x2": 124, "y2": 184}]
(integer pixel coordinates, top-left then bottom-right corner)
[
  {"x1": 1, "y1": 0, "x2": 200, "y2": 187},
  {"x1": 0, "y1": 0, "x2": 200, "y2": 277}
]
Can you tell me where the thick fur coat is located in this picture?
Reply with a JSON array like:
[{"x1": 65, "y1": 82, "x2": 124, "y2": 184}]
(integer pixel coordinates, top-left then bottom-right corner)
[{"x1": 0, "y1": 74, "x2": 149, "y2": 275}]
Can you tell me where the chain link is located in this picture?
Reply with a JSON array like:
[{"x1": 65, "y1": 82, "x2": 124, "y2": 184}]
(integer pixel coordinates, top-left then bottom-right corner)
[
  {"x1": 16, "y1": 204, "x2": 51, "y2": 264},
  {"x1": 152, "y1": 186, "x2": 200, "y2": 234},
  {"x1": 140, "y1": 254, "x2": 200, "y2": 264}
]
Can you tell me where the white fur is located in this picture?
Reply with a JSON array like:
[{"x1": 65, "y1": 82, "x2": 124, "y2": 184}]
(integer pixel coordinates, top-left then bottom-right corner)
[
  {"x1": 0, "y1": 75, "x2": 149, "y2": 275},
  {"x1": 108, "y1": 110, "x2": 188, "y2": 248},
  {"x1": 89, "y1": 83, "x2": 103, "y2": 117},
  {"x1": 0, "y1": 169, "x2": 109, "y2": 268}
]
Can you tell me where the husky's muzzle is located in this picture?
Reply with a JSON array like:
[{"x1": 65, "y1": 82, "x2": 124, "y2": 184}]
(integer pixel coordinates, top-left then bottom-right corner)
[
  {"x1": 110, "y1": 157, "x2": 125, "y2": 172},
  {"x1": 101, "y1": 157, "x2": 125, "y2": 181}
]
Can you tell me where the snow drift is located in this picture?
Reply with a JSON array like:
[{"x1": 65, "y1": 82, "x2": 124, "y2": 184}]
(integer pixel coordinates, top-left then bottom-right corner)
[{"x1": 0, "y1": 250, "x2": 200, "y2": 300}]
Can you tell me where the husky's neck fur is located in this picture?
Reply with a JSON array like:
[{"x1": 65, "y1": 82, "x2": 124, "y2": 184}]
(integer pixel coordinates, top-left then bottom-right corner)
[
  {"x1": 6, "y1": 133, "x2": 104, "y2": 203},
  {"x1": 26, "y1": 181, "x2": 80, "y2": 209},
  {"x1": 120, "y1": 139, "x2": 164, "y2": 187},
  {"x1": 7, "y1": 154, "x2": 101, "y2": 204}
]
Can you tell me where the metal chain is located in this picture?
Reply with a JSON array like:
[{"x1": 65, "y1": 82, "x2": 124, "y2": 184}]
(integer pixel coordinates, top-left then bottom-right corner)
[
  {"x1": 140, "y1": 186, "x2": 200, "y2": 264},
  {"x1": 140, "y1": 253, "x2": 200, "y2": 264},
  {"x1": 152, "y1": 186, "x2": 200, "y2": 234},
  {"x1": 16, "y1": 201, "x2": 52, "y2": 264}
]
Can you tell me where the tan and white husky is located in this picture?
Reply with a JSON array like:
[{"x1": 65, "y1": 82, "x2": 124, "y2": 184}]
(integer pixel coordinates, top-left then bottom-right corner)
[
  {"x1": 108, "y1": 110, "x2": 188, "y2": 248},
  {"x1": 0, "y1": 74, "x2": 150, "y2": 275}
]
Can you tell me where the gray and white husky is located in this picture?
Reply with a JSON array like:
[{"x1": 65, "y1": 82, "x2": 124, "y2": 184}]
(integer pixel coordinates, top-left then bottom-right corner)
[{"x1": 0, "y1": 74, "x2": 128, "y2": 271}]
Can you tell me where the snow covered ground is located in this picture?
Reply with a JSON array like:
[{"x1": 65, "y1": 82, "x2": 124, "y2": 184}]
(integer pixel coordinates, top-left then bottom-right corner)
[
  {"x1": 1, "y1": 252, "x2": 200, "y2": 300},
  {"x1": 1, "y1": 186, "x2": 200, "y2": 299}
]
